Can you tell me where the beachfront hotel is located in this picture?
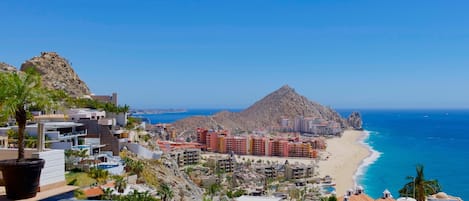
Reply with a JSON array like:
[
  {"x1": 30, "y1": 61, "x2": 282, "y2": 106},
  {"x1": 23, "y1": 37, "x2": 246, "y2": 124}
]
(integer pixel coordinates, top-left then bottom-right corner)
[{"x1": 196, "y1": 128, "x2": 323, "y2": 158}]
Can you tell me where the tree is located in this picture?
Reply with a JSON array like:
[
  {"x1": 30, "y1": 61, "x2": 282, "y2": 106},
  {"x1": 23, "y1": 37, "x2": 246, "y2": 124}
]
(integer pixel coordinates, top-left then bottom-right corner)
[
  {"x1": 117, "y1": 190, "x2": 156, "y2": 201},
  {"x1": 0, "y1": 69, "x2": 54, "y2": 160},
  {"x1": 113, "y1": 175, "x2": 127, "y2": 193},
  {"x1": 328, "y1": 195, "x2": 338, "y2": 201},
  {"x1": 88, "y1": 167, "x2": 109, "y2": 184},
  {"x1": 158, "y1": 183, "x2": 174, "y2": 201},
  {"x1": 208, "y1": 183, "x2": 221, "y2": 200},
  {"x1": 102, "y1": 188, "x2": 114, "y2": 200},
  {"x1": 399, "y1": 165, "x2": 442, "y2": 201}
]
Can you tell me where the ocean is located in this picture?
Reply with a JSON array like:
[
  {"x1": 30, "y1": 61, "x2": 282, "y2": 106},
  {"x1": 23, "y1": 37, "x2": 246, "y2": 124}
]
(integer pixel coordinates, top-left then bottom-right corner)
[
  {"x1": 137, "y1": 109, "x2": 469, "y2": 200},
  {"x1": 343, "y1": 109, "x2": 469, "y2": 200}
]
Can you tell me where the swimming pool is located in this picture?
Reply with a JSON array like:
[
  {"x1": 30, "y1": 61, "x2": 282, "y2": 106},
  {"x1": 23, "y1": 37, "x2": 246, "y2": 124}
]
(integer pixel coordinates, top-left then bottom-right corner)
[{"x1": 97, "y1": 164, "x2": 119, "y2": 169}]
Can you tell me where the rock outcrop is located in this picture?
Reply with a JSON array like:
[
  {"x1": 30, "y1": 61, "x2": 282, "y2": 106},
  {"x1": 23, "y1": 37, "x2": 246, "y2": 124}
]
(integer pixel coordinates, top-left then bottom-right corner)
[
  {"x1": 347, "y1": 111, "x2": 363, "y2": 130},
  {"x1": 173, "y1": 85, "x2": 360, "y2": 133},
  {"x1": 0, "y1": 62, "x2": 17, "y2": 73},
  {"x1": 20, "y1": 52, "x2": 91, "y2": 97}
]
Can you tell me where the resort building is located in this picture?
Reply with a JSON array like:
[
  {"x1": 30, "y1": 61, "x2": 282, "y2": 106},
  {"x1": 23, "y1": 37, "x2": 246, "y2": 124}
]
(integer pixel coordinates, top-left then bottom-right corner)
[
  {"x1": 206, "y1": 130, "x2": 220, "y2": 152},
  {"x1": 208, "y1": 155, "x2": 235, "y2": 173},
  {"x1": 225, "y1": 136, "x2": 249, "y2": 155},
  {"x1": 254, "y1": 164, "x2": 278, "y2": 178},
  {"x1": 91, "y1": 92, "x2": 118, "y2": 105},
  {"x1": 375, "y1": 189, "x2": 395, "y2": 201},
  {"x1": 288, "y1": 142, "x2": 314, "y2": 158},
  {"x1": 171, "y1": 148, "x2": 201, "y2": 167},
  {"x1": 68, "y1": 108, "x2": 106, "y2": 121},
  {"x1": 11, "y1": 122, "x2": 88, "y2": 149},
  {"x1": 197, "y1": 128, "x2": 323, "y2": 158},
  {"x1": 268, "y1": 139, "x2": 290, "y2": 157},
  {"x1": 251, "y1": 136, "x2": 268, "y2": 156},
  {"x1": 284, "y1": 163, "x2": 314, "y2": 180},
  {"x1": 338, "y1": 186, "x2": 375, "y2": 201},
  {"x1": 196, "y1": 128, "x2": 208, "y2": 145}
]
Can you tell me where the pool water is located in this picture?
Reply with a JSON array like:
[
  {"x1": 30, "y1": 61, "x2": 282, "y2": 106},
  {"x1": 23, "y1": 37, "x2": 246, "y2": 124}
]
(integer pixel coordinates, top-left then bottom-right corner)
[{"x1": 97, "y1": 164, "x2": 119, "y2": 169}]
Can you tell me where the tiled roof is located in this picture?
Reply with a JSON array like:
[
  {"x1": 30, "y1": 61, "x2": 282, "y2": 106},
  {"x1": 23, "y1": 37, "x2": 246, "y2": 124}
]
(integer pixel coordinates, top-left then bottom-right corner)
[
  {"x1": 84, "y1": 187, "x2": 104, "y2": 197},
  {"x1": 376, "y1": 197, "x2": 396, "y2": 201},
  {"x1": 338, "y1": 193, "x2": 375, "y2": 201}
]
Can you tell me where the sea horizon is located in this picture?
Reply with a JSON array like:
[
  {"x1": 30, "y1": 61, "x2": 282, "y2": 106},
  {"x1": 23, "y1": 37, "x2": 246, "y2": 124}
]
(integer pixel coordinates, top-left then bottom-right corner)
[{"x1": 139, "y1": 108, "x2": 469, "y2": 200}]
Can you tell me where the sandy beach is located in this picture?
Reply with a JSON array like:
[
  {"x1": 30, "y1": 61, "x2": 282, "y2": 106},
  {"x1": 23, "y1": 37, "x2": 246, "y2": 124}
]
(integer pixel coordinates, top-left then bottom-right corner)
[
  {"x1": 200, "y1": 130, "x2": 370, "y2": 196},
  {"x1": 318, "y1": 130, "x2": 370, "y2": 195}
]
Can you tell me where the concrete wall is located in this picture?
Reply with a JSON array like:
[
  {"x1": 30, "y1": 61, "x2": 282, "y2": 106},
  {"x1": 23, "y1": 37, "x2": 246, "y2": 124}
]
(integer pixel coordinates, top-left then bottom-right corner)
[
  {"x1": 0, "y1": 149, "x2": 65, "y2": 190},
  {"x1": 32, "y1": 149, "x2": 65, "y2": 187},
  {"x1": 107, "y1": 112, "x2": 128, "y2": 127},
  {"x1": 124, "y1": 143, "x2": 162, "y2": 160},
  {"x1": 50, "y1": 142, "x2": 72, "y2": 150}
]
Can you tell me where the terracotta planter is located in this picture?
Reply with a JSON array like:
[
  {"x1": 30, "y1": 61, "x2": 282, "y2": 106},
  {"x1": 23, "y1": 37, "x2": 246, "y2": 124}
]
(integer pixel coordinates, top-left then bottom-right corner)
[{"x1": 0, "y1": 158, "x2": 45, "y2": 199}]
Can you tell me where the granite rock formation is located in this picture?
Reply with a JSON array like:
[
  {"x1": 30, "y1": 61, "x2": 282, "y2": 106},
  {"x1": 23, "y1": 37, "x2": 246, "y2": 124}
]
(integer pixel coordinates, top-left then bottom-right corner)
[
  {"x1": 0, "y1": 62, "x2": 17, "y2": 73},
  {"x1": 347, "y1": 111, "x2": 363, "y2": 130},
  {"x1": 20, "y1": 52, "x2": 91, "y2": 97},
  {"x1": 173, "y1": 85, "x2": 361, "y2": 133}
]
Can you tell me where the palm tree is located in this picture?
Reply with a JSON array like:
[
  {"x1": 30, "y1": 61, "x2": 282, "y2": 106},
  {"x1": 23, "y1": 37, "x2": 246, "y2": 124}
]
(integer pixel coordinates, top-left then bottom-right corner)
[
  {"x1": 130, "y1": 160, "x2": 144, "y2": 176},
  {"x1": 113, "y1": 175, "x2": 127, "y2": 193},
  {"x1": 158, "y1": 183, "x2": 174, "y2": 201},
  {"x1": 102, "y1": 188, "x2": 114, "y2": 200},
  {"x1": 0, "y1": 68, "x2": 53, "y2": 160},
  {"x1": 399, "y1": 165, "x2": 442, "y2": 201},
  {"x1": 88, "y1": 167, "x2": 109, "y2": 184}
]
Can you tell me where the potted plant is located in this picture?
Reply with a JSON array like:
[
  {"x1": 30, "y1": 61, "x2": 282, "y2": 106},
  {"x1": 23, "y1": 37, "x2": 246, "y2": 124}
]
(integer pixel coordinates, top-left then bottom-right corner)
[{"x1": 0, "y1": 68, "x2": 53, "y2": 199}]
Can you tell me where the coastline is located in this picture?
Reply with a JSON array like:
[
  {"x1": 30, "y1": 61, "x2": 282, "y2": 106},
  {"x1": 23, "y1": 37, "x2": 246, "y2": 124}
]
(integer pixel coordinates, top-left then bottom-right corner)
[
  {"x1": 200, "y1": 130, "x2": 379, "y2": 196},
  {"x1": 317, "y1": 130, "x2": 373, "y2": 195},
  {"x1": 353, "y1": 131, "x2": 381, "y2": 190}
]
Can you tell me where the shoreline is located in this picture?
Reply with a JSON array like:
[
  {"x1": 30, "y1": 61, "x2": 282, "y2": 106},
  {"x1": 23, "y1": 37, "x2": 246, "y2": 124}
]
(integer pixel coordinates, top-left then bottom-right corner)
[
  {"x1": 317, "y1": 130, "x2": 373, "y2": 195},
  {"x1": 200, "y1": 130, "x2": 380, "y2": 196},
  {"x1": 353, "y1": 130, "x2": 381, "y2": 188}
]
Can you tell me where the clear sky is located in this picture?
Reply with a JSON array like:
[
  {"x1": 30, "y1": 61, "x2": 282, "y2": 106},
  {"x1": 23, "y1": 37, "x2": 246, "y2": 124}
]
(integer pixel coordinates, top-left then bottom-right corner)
[{"x1": 1, "y1": 1, "x2": 469, "y2": 109}]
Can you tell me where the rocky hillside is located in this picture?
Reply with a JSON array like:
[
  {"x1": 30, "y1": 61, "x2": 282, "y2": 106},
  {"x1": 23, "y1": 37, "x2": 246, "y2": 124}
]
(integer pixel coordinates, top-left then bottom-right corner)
[
  {"x1": 0, "y1": 62, "x2": 17, "y2": 73},
  {"x1": 173, "y1": 85, "x2": 361, "y2": 133},
  {"x1": 20, "y1": 52, "x2": 91, "y2": 97},
  {"x1": 347, "y1": 111, "x2": 363, "y2": 130}
]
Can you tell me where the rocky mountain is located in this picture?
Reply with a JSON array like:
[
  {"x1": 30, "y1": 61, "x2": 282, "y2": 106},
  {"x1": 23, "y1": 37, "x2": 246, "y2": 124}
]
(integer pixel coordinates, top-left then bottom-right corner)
[
  {"x1": 20, "y1": 52, "x2": 91, "y2": 97},
  {"x1": 0, "y1": 62, "x2": 17, "y2": 73},
  {"x1": 347, "y1": 111, "x2": 363, "y2": 130},
  {"x1": 173, "y1": 85, "x2": 361, "y2": 133}
]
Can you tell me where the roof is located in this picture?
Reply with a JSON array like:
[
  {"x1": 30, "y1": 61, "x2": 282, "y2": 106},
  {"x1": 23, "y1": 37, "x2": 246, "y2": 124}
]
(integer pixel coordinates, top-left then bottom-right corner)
[
  {"x1": 338, "y1": 193, "x2": 375, "y2": 201},
  {"x1": 83, "y1": 187, "x2": 104, "y2": 198},
  {"x1": 376, "y1": 197, "x2": 396, "y2": 201}
]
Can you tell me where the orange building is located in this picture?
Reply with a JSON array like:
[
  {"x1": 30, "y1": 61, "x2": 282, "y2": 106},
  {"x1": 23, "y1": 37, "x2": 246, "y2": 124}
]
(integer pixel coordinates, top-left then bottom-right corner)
[
  {"x1": 196, "y1": 128, "x2": 208, "y2": 145},
  {"x1": 251, "y1": 137, "x2": 267, "y2": 156},
  {"x1": 225, "y1": 136, "x2": 248, "y2": 155},
  {"x1": 288, "y1": 142, "x2": 313, "y2": 158},
  {"x1": 218, "y1": 135, "x2": 227, "y2": 153},
  {"x1": 206, "y1": 131, "x2": 219, "y2": 152},
  {"x1": 268, "y1": 139, "x2": 289, "y2": 157}
]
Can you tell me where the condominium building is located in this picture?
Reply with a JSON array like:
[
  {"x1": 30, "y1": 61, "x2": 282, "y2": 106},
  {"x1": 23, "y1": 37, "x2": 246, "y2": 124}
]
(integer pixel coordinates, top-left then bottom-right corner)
[
  {"x1": 225, "y1": 136, "x2": 249, "y2": 155},
  {"x1": 254, "y1": 164, "x2": 278, "y2": 178},
  {"x1": 288, "y1": 142, "x2": 313, "y2": 158},
  {"x1": 171, "y1": 148, "x2": 201, "y2": 167},
  {"x1": 251, "y1": 137, "x2": 267, "y2": 156},
  {"x1": 268, "y1": 139, "x2": 289, "y2": 157},
  {"x1": 197, "y1": 128, "x2": 323, "y2": 159},
  {"x1": 284, "y1": 162, "x2": 315, "y2": 180},
  {"x1": 208, "y1": 155, "x2": 235, "y2": 173},
  {"x1": 206, "y1": 131, "x2": 219, "y2": 152},
  {"x1": 196, "y1": 128, "x2": 207, "y2": 145}
]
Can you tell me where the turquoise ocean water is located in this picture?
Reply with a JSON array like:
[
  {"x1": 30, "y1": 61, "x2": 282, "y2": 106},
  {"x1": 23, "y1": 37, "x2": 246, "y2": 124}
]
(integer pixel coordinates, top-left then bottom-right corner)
[{"x1": 137, "y1": 109, "x2": 469, "y2": 199}]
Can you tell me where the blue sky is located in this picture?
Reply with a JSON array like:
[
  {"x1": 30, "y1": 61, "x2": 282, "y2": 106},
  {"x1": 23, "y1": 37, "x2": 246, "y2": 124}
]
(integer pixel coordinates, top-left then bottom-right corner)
[{"x1": 1, "y1": 1, "x2": 469, "y2": 109}]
